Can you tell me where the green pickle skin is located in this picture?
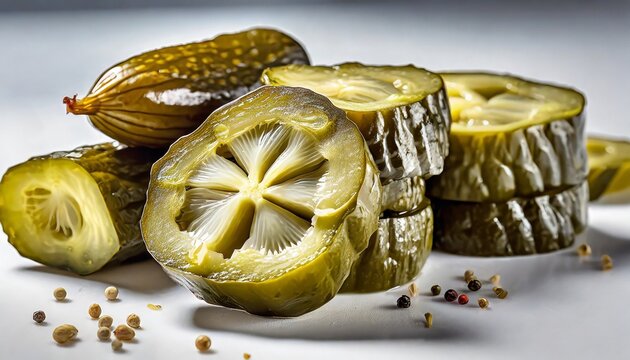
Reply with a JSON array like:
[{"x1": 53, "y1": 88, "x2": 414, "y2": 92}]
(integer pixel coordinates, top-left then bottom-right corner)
[
  {"x1": 66, "y1": 28, "x2": 310, "y2": 148},
  {"x1": 586, "y1": 136, "x2": 630, "y2": 202}
]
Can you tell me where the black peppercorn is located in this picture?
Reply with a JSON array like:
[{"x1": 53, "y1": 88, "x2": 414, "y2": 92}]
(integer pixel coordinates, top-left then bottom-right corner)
[
  {"x1": 444, "y1": 289, "x2": 458, "y2": 302},
  {"x1": 397, "y1": 295, "x2": 411, "y2": 308},
  {"x1": 430, "y1": 285, "x2": 441, "y2": 296},
  {"x1": 467, "y1": 279, "x2": 482, "y2": 291}
]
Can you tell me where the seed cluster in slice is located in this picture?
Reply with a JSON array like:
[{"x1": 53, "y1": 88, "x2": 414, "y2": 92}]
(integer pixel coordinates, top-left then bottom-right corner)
[
  {"x1": 587, "y1": 136, "x2": 630, "y2": 202},
  {"x1": 142, "y1": 86, "x2": 381, "y2": 316},
  {"x1": 0, "y1": 144, "x2": 160, "y2": 274},
  {"x1": 429, "y1": 72, "x2": 587, "y2": 202}
]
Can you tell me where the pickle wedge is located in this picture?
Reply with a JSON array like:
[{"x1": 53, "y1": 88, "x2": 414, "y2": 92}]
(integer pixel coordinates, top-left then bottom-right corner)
[
  {"x1": 141, "y1": 86, "x2": 381, "y2": 317},
  {"x1": 433, "y1": 182, "x2": 588, "y2": 256},
  {"x1": 429, "y1": 72, "x2": 586, "y2": 202},
  {"x1": 342, "y1": 203, "x2": 433, "y2": 293},
  {"x1": 261, "y1": 63, "x2": 451, "y2": 181},
  {"x1": 65, "y1": 28, "x2": 309, "y2": 148},
  {"x1": 0, "y1": 143, "x2": 161, "y2": 275},
  {"x1": 587, "y1": 136, "x2": 630, "y2": 202}
]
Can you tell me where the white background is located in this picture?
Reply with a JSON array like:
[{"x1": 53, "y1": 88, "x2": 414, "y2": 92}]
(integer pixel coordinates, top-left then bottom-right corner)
[{"x1": 1, "y1": 2, "x2": 629, "y2": 359}]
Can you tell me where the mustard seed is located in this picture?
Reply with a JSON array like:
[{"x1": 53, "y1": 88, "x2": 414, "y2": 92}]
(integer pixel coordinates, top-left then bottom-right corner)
[
  {"x1": 577, "y1": 244, "x2": 592, "y2": 256},
  {"x1": 126, "y1": 313, "x2": 140, "y2": 329},
  {"x1": 33, "y1": 310, "x2": 46, "y2": 323},
  {"x1": 53, "y1": 287, "x2": 67, "y2": 301},
  {"x1": 195, "y1": 335, "x2": 211, "y2": 352},
  {"x1": 478, "y1": 297, "x2": 489, "y2": 309},
  {"x1": 493, "y1": 287, "x2": 508, "y2": 299},
  {"x1": 111, "y1": 339, "x2": 123, "y2": 352},
  {"x1": 602, "y1": 255, "x2": 613, "y2": 271},
  {"x1": 104, "y1": 286, "x2": 118, "y2": 301},
  {"x1": 98, "y1": 315, "x2": 113, "y2": 328},
  {"x1": 244, "y1": 353, "x2": 251, "y2": 359},
  {"x1": 97, "y1": 326, "x2": 111, "y2": 341},
  {"x1": 88, "y1": 303, "x2": 102, "y2": 319}
]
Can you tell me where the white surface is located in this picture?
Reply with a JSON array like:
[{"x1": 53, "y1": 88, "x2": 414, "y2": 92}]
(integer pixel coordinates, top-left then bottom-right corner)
[{"x1": 1, "y1": 3, "x2": 630, "y2": 359}]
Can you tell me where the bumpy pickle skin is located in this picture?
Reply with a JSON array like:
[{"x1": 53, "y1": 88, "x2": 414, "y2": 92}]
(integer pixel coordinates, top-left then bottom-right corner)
[
  {"x1": 428, "y1": 72, "x2": 587, "y2": 202},
  {"x1": 64, "y1": 28, "x2": 310, "y2": 148},
  {"x1": 261, "y1": 63, "x2": 452, "y2": 183},
  {"x1": 432, "y1": 182, "x2": 588, "y2": 256},
  {"x1": 342, "y1": 203, "x2": 433, "y2": 293},
  {"x1": 141, "y1": 86, "x2": 381, "y2": 317},
  {"x1": 0, "y1": 143, "x2": 162, "y2": 275},
  {"x1": 587, "y1": 136, "x2": 630, "y2": 202}
]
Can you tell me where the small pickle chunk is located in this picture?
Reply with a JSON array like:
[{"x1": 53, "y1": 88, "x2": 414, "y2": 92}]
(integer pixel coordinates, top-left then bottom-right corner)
[
  {"x1": 141, "y1": 86, "x2": 381, "y2": 317},
  {"x1": 65, "y1": 28, "x2": 310, "y2": 148},
  {"x1": 587, "y1": 136, "x2": 630, "y2": 202}
]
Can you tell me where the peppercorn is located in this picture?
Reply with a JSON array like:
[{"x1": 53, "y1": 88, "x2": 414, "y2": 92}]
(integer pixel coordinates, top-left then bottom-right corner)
[
  {"x1": 98, "y1": 315, "x2": 113, "y2": 328},
  {"x1": 408, "y1": 283, "x2": 418, "y2": 297},
  {"x1": 601, "y1": 255, "x2": 613, "y2": 271},
  {"x1": 195, "y1": 335, "x2": 211, "y2": 352},
  {"x1": 111, "y1": 339, "x2": 123, "y2": 352},
  {"x1": 493, "y1": 287, "x2": 508, "y2": 299},
  {"x1": 430, "y1": 285, "x2": 441, "y2": 296},
  {"x1": 478, "y1": 297, "x2": 489, "y2": 309},
  {"x1": 467, "y1": 279, "x2": 482, "y2": 291},
  {"x1": 97, "y1": 326, "x2": 111, "y2": 341},
  {"x1": 126, "y1": 313, "x2": 141, "y2": 329},
  {"x1": 577, "y1": 244, "x2": 592, "y2": 257},
  {"x1": 33, "y1": 310, "x2": 46, "y2": 324},
  {"x1": 397, "y1": 295, "x2": 411, "y2": 308},
  {"x1": 458, "y1": 294, "x2": 469, "y2": 305},
  {"x1": 424, "y1": 312, "x2": 433, "y2": 328},
  {"x1": 464, "y1": 269, "x2": 475, "y2": 282},
  {"x1": 444, "y1": 289, "x2": 458, "y2": 302},
  {"x1": 88, "y1": 303, "x2": 102, "y2": 319},
  {"x1": 104, "y1": 286, "x2": 118, "y2": 301},
  {"x1": 490, "y1": 274, "x2": 501, "y2": 286},
  {"x1": 53, "y1": 287, "x2": 67, "y2": 301}
]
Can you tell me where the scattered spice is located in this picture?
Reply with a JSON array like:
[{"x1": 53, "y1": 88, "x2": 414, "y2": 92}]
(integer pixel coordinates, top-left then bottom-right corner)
[
  {"x1": 424, "y1": 312, "x2": 433, "y2": 328},
  {"x1": 244, "y1": 353, "x2": 251, "y2": 359},
  {"x1": 478, "y1": 297, "x2": 489, "y2": 309},
  {"x1": 33, "y1": 310, "x2": 46, "y2": 324},
  {"x1": 408, "y1": 283, "x2": 418, "y2": 297},
  {"x1": 464, "y1": 269, "x2": 475, "y2": 282},
  {"x1": 53, "y1": 324, "x2": 78, "y2": 344},
  {"x1": 147, "y1": 303, "x2": 162, "y2": 311},
  {"x1": 111, "y1": 339, "x2": 123, "y2": 352},
  {"x1": 397, "y1": 295, "x2": 411, "y2": 308},
  {"x1": 126, "y1": 314, "x2": 141, "y2": 329},
  {"x1": 104, "y1": 286, "x2": 119, "y2": 301},
  {"x1": 113, "y1": 324, "x2": 135, "y2": 341},
  {"x1": 490, "y1": 274, "x2": 501, "y2": 286},
  {"x1": 430, "y1": 285, "x2": 442, "y2": 296},
  {"x1": 98, "y1": 315, "x2": 113, "y2": 328},
  {"x1": 601, "y1": 255, "x2": 613, "y2": 271},
  {"x1": 467, "y1": 279, "x2": 482, "y2": 291},
  {"x1": 577, "y1": 244, "x2": 592, "y2": 257},
  {"x1": 88, "y1": 303, "x2": 102, "y2": 319},
  {"x1": 493, "y1": 287, "x2": 508, "y2": 299},
  {"x1": 457, "y1": 294, "x2": 469, "y2": 305},
  {"x1": 53, "y1": 287, "x2": 67, "y2": 301},
  {"x1": 97, "y1": 326, "x2": 111, "y2": 341},
  {"x1": 195, "y1": 335, "x2": 211, "y2": 352},
  {"x1": 444, "y1": 289, "x2": 458, "y2": 302}
]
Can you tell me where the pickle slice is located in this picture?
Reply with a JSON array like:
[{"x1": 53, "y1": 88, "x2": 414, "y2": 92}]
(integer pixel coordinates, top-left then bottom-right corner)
[
  {"x1": 433, "y1": 182, "x2": 588, "y2": 256},
  {"x1": 342, "y1": 203, "x2": 433, "y2": 293},
  {"x1": 261, "y1": 63, "x2": 451, "y2": 181},
  {"x1": 587, "y1": 136, "x2": 630, "y2": 202},
  {"x1": 381, "y1": 176, "x2": 425, "y2": 213},
  {"x1": 428, "y1": 72, "x2": 586, "y2": 202},
  {"x1": 0, "y1": 143, "x2": 161, "y2": 275},
  {"x1": 141, "y1": 86, "x2": 381, "y2": 317},
  {"x1": 65, "y1": 28, "x2": 309, "y2": 148}
]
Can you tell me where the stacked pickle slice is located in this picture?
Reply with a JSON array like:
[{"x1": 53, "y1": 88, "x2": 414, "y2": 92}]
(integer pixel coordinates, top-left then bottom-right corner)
[
  {"x1": 262, "y1": 63, "x2": 452, "y2": 291},
  {"x1": 429, "y1": 72, "x2": 588, "y2": 256}
]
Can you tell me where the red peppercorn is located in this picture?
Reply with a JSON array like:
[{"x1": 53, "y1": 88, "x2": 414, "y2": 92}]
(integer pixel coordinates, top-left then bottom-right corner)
[
  {"x1": 444, "y1": 289, "x2": 458, "y2": 302},
  {"x1": 458, "y1": 294, "x2": 469, "y2": 305}
]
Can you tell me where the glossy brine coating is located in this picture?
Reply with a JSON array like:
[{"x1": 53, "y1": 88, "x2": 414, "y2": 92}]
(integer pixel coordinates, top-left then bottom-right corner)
[
  {"x1": 141, "y1": 86, "x2": 381, "y2": 316},
  {"x1": 261, "y1": 63, "x2": 451, "y2": 182},
  {"x1": 0, "y1": 143, "x2": 161, "y2": 274},
  {"x1": 429, "y1": 72, "x2": 587, "y2": 202},
  {"x1": 587, "y1": 136, "x2": 630, "y2": 202},
  {"x1": 65, "y1": 28, "x2": 310, "y2": 147}
]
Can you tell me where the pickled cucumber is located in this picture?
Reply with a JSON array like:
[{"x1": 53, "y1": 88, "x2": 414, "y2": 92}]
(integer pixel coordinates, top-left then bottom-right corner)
[
  {"x1": 342, "y1": 203, "x2": 433, "y2": 293},
  {"x1": 381, "y1": 176, "x2": 425, "y2": 214},
  {"x1": 261, "y1": 63, "x2": 451, "y2": 182},
  {"x1": 141, "y1": 86, "x2": 381, "y2": 316},
  {"x1": 0, "y1": 143, "x2": 161, "y2": 275},
  {"x1": 587, "y1": 136, "x2": 630, "y2": 201},
  {"x1": 429, "y1": 72, "x2": 587, "y2": 202},
  {"x1": 433, "y1": 182, "x2": 588, "y2": 256},
  {"x1": 64, "y1": 28, "x2": 310, "y2": 148}
]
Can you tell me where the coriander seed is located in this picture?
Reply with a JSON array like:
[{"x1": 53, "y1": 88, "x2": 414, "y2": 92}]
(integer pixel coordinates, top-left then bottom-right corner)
[
  {"x1": 397, "y1": 295, "x2": 411, "y2": 308},
  {"x1": 478, "y1": 297, "x2": 489, "y2": 309},
  {"x1": 53, "y1": 324, "x2": 78, "y2": 344},
  {"x1": 490, "y1": 274, "x2": 501, "y2": 285},
  {"x1": 33, "y1": 310, "x2": 46, "y2": 324},
  {"x1": 444, "y1": 289, "x2": 458, "y2": 302},
  {"x1": 88, "y1": 303, "x2": 102, "y2": 319},
  {"x1": 493, "y1": 287, "x2": 508, "y2": 299},
  {"x1": 424, "y1": 312, "x2": 433, "y2": 328},
  {"x1": 98, "y1": 315, "x2": 113, "y2": 328},
  {"x1": 126, "y1": 313, "x2": 141, "y2": 329},
  {"x1": 53, "y1": 287, "x2": 67, "y2": 301},
  {"x1": 408, "y1": 283, "x2": 418, "y2": 297},
  {"x1": 111, "y1": 339, "x2": 123, "y2": 352},
  {"x1": 195, "y1": 335, "x2": 211, "y2": 352},
  {"x1": 577, "y1": 244, "x2": 592, "y2": 257},
  {"x1": 113, "y1": 324, "x2": 135, "y2": 341},
  {"x1": 430, "y1": 285, "x2": 441, "y2": 296},
  {"x1": 601, "y1": 255, "x2": 613, "y2": 271},
  {"x1": 467, "y1": 279, "x2": 482, "y2": 291},
  {"x1": 458, "y1": 294, "x2": 469, "y2": 305},
  {"x1": 97, "y1": 326, "x2": 111, "y2": 341},
  {"x1": 104, "y1": 286, "x2": 118, "y2": 301}
]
